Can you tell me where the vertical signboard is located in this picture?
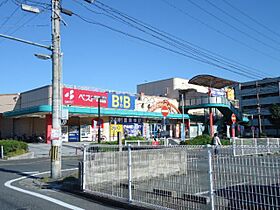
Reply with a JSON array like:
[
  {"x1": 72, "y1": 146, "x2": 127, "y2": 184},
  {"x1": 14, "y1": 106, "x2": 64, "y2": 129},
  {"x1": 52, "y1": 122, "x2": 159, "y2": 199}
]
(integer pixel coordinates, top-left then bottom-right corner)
[{"x1": 108, "y1": 93, "x2": 135, "y2": 110}]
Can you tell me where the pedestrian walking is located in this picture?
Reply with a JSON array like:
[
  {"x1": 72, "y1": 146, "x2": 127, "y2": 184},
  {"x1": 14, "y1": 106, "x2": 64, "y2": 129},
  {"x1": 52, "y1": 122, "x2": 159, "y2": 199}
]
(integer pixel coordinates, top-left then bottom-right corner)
[{"x1": 212, "y1": 133, "x2": 222, "y2": 156}]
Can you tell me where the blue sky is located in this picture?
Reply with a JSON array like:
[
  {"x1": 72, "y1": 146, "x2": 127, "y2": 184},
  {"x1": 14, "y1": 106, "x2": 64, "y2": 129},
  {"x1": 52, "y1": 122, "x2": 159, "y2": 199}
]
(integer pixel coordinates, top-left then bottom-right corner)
[{"x1": 0, "y1": 0, "x2": 279, "y2": 94}]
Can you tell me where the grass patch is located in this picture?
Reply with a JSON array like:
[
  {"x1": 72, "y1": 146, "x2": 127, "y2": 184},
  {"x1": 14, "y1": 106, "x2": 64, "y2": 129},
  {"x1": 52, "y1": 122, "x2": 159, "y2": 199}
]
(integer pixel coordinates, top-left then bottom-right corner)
[
  {"x1": 0, "y1": 140, "x2": 28, "y2": 157},
  {"x1": 5, "y1": 149, "x2": 27, "y2": 157}
]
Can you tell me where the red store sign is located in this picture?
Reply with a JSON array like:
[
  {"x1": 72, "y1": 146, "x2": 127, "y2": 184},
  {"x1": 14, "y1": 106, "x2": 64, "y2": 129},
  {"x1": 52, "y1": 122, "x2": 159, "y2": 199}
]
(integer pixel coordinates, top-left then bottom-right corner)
[{"x1": 63, "y1": 87, "x2": 108, "y2": 108}]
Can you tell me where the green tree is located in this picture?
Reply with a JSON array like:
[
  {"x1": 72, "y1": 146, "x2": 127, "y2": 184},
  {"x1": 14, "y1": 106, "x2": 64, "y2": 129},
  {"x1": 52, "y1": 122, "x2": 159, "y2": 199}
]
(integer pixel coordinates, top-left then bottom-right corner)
[{"x1": 269, "y1": 104, "x2": 280, "y2": 136}]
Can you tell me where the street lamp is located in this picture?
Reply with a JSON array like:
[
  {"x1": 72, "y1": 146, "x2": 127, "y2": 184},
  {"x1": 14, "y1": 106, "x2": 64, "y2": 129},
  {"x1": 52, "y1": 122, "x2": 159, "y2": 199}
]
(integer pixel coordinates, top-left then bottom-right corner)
[
  {"x1": 34, "y1": 53, "x2": 52, "y2": 60},
  {"x1": 1, "y1": 1, "x2": 62, "y2": 178},
  {"x1": 21, "y1": 4, "x2": 40, "y2": 14}
]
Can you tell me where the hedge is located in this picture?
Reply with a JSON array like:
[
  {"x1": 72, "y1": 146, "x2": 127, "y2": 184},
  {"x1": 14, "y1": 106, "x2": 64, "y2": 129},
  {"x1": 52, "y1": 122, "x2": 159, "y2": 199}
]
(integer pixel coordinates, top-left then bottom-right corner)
[
  {"x1": 180, "y1": 135, "x2": 231, "y2": 145},
  {"x1": 0, "y1": 140, "x2": 28, "y2": 156}
]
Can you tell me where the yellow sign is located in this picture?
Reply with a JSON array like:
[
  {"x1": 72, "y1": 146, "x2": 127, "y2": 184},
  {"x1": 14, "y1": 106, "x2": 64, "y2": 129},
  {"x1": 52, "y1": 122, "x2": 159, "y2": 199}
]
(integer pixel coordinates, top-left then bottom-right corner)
[
  {"x1": 226, "y1": 88, "x2": 235, "y2": 101},
  {"x1": 110, "y1": 124, "x2": 123, "y2": 136}
]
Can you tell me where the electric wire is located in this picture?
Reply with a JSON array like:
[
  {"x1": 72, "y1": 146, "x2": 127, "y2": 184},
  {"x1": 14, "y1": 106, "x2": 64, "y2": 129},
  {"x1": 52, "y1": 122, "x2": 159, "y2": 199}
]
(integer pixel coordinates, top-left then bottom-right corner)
[
  {"x1": 94, "y1": 0, "x2": 273, "y2": 78},
  {"x1": 0, "y1": 0, "x2": 8, "y2": 8},
  {"x1": 160, "y1": 0, "x2": 280, "y2": 62},
  {"x1": 92, "y1": 2, "x2": 263, "y2": 79},
  {"x1": 0, "y1": 6, "x2": 19, "y2": 30},
  {"x1": 223, "y1": 0, "x2": 280, "y2": 39},
  {"x1": 73, "y1": 13, "x2": 258, "y2": 80},
  {"x1": 187, "y1": 0, "x2": 280, "y2": 53},
  {"x1": 204, "y1": 0, "x2": 280, "y2": 46}
]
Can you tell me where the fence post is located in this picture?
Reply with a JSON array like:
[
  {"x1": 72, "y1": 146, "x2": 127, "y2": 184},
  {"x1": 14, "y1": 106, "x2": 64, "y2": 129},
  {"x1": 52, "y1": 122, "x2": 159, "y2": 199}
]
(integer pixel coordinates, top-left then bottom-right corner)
[
  {"x1": 267, "y1": 138, "x2": 270, "y2": 153},
  {"x1": 0, "y1": 145, "x2": 3, "y2": 159},
  {"x1": 128, "y1": 144, "x2": 132, "y2": 203},
  {"x1": 232, "y1": 137, "x2": 236, "y2": 156},
  {"x1": 82, "y1": 144, "x2": 87, "y2": 191},
  {"x1": 241, "y1": 138, "x2": 244, "y2": 156},
  {"x1": 207, "y1": 145, "x2": 215, "y2": 210},
  {"x1": 254, "y1": 138, "x2": 258, "y2": 155}
]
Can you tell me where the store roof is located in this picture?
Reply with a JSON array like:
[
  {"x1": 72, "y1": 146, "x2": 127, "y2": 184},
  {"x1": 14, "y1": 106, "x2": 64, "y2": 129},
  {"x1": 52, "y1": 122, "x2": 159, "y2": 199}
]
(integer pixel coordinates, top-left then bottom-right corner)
[
  {"x1": 189, "y1": 74, "x2": 237, "y2": 89},
  {"x1": 3, "y1": 105, "x2": 189, "y2": 120}
]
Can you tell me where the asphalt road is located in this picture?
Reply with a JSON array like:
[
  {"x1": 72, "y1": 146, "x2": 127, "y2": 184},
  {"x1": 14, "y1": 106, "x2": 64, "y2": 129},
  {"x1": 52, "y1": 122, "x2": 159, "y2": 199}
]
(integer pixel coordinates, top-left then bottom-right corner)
[{"x1": 0, "y1": 157, "x2": 124, "y2": 210}]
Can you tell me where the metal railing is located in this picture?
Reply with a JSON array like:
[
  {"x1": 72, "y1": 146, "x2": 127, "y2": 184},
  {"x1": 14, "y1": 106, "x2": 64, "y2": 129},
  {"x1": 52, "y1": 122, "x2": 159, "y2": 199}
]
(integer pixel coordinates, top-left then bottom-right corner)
[
  {"x1": 183, "y1": 96, "x2": 230, "y2": 107},
  {"x1": 124, "y1": 140, "x2": 153, "y2": 146},
  {"x1": 232, "y1": 137, "x2": 280, "y2": 156},
  {"x1": 82, "y1": 144, "x2": 280, "y2": 210}
]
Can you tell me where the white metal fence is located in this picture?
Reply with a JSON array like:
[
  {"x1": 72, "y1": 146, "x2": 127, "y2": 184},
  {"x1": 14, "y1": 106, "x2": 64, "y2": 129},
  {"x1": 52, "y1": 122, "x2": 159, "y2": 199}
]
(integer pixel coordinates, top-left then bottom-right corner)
[
  {"x1": 82, "y1": 144, "x2": 280, "y2": 209},
  {"x1": 232, "y1": 138, "x2": 280, "y2": 156}
]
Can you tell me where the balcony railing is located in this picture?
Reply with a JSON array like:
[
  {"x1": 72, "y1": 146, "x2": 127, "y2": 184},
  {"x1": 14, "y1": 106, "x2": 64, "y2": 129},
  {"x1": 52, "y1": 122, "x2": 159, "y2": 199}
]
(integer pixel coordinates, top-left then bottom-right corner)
[{"x1": 182, "y1": 96, "x2": 231, "y2": 107}]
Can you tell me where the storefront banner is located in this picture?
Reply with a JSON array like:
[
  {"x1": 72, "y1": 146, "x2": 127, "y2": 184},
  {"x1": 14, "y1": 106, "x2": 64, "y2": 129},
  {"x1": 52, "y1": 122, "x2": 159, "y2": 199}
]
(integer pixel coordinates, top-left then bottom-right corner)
[
  {"x1": 63, "y1": 88, "x2": 108, "y2": 108},
  {"x1": 209, "y1": 88, "x2": 226, "y2": 97},
  {"x1": 143, "y1": 123, "x2": 150, "y2": 139},
  {"x1": 108, "y1": 93, "x2": 135, "y2": 110},
  {"x1": 123, "y1": 123, "x2": 142, "y2": 137},
  {"x1": 110, "y1": 124, "x2": 123, "y2": 137}
]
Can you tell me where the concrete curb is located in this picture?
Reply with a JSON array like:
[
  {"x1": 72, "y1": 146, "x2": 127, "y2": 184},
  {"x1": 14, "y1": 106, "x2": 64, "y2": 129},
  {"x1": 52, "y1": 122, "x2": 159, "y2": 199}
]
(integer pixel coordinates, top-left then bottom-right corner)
[{"x1": 7, "y1": 152, "x2": 34, "y2": 160}]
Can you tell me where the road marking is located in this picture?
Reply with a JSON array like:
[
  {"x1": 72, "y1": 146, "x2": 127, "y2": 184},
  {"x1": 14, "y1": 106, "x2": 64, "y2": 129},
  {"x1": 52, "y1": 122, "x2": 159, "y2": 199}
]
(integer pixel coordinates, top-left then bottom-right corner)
[
  {"x1": 5, "y1": 168, "x2": 84, "y2": 210},
  {"x1": 22, "y1": 171, "x2": 39, "y2": 174}
]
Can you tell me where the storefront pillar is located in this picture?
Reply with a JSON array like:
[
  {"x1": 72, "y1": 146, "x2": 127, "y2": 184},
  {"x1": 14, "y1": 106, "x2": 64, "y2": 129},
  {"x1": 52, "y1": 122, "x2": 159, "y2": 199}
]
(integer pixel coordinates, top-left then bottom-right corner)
[
  {"x1": 209, "y1": 108, "x2": 214, "y2": 137},
  {"x1": 46, "y1": 114, "x2": 52, "y2": 144}
]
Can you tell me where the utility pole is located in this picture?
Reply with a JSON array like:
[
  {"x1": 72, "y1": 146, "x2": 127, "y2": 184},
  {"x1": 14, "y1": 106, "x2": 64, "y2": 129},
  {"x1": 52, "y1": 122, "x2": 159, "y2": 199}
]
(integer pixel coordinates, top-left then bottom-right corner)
[
  {"x1": 181, "y1": 92, "x2": 185, "y2": 141},
  {"x1": 98, "y1": 97, "x2": 101, "y2": 143},
  {"x1": 50, "y1": 0, "x2": 62, "y2": 179},
  {"x1": 256, "y1": 81, "x2": 262, "y2": 136}
]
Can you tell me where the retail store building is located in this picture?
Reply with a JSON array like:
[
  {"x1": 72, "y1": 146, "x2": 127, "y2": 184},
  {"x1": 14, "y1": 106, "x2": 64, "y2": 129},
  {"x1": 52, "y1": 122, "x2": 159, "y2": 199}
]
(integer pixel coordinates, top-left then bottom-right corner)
[{"x1": 0, "y1": 85, "x2": 188, "y2": 143}]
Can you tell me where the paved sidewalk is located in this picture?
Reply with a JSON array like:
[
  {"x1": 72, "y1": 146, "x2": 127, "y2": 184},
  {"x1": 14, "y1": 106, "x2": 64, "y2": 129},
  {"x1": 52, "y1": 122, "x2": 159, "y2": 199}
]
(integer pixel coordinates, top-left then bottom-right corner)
[{"x1": 28, "y1": 142, "x2": 91, "y2": 158}]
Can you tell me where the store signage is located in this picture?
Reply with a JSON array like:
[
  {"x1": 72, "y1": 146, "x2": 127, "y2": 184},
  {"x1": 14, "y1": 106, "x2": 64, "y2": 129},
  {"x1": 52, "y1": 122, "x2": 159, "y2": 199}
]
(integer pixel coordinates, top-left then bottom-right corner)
[
  {"x1": 63, "y1": 88, "x2": 108, "y2": 108},
  {"x1": 51, "y1": 128, "x2": 61, "y2": 140},
  {"x1": 209, "y1": 88, "x2": 226, "y2": 97},
  {"x1": 161, "y1": 105, "x2": 169, "y2": 117},
  {"x1": 108, "y1": 93, "x2": 135, "y2": 110},
  {"x1": 231, "y1": 113, "x2": 236, "y2": 123}
]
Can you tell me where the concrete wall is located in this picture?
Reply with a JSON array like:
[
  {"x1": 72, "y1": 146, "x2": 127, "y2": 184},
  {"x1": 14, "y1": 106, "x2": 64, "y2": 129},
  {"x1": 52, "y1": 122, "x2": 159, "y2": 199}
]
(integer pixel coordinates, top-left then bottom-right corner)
[
  {"x1": 13, "y1": 117, "x2": 45, "y2": 137},
  {"x1": 0, "y1": 94, "x2": 19, "y2": 113},
  {"x1": 137, "y1": 78, "x2": 175, "y2": 98},
  {"x1": 0, "y1": 117, "x2": 13, "y2": 138},
  {"x1": 137, "y1": 78, "x2": 208, "y2": 100},
  {"x1": 85, "y1": 147, "x2": 187, "y2": 185},
  {"x1": 15, "y1": 85, "x2": 52, "y2": 109}
]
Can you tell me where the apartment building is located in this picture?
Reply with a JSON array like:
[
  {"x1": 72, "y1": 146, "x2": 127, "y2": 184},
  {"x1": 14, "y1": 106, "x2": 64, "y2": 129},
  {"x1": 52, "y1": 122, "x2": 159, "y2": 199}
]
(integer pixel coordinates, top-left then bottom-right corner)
[{"x1": 235, "y1": 77, "x2": 280, "y2": 137}]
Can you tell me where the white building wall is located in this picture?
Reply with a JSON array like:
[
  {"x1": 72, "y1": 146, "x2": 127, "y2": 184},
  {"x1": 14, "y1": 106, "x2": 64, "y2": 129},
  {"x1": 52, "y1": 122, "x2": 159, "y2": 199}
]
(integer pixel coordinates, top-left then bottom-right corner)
[
  {"x1": 137, "y1": 77, "x2": 208, "y2": 100},
  {"x1": 0, "y1": 94, "x2": 19, "y2": 113}
]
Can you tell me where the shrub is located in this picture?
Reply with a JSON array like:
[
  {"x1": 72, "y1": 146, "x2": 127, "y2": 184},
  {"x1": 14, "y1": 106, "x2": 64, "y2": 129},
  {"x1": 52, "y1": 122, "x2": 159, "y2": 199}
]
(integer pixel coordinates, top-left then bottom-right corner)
[
  {"x1": 221, "y1": 139, "x2": 231, "y2": 145},
  {"x1": 190, "y1": 134, "x2": 212, "y2": 145},
  {"x1": 0, "y1": 140, "x2": 28, "y2": 156},
  {"x1": 124, "y1": 136, "x2": 145, "y2": 140},
  {"x1": 180, "y1": 135, "x2": 231, "y2": 145}
]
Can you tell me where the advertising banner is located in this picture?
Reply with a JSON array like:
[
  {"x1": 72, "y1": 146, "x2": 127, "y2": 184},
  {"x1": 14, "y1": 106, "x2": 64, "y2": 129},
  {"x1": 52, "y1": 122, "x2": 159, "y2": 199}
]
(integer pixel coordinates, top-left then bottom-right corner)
[
  {"x1": 63, "y1": 87, "x2": 108, "y2": 108},
  {"x1": 108, "y1": 93, "x2": 135, "y2": 110},
  {"x1": 209, "y1": 88, "x2": 226, "y2": 97},
  {"x1": 123, "y1": 123, "x2": 143, "y2": 137}
]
